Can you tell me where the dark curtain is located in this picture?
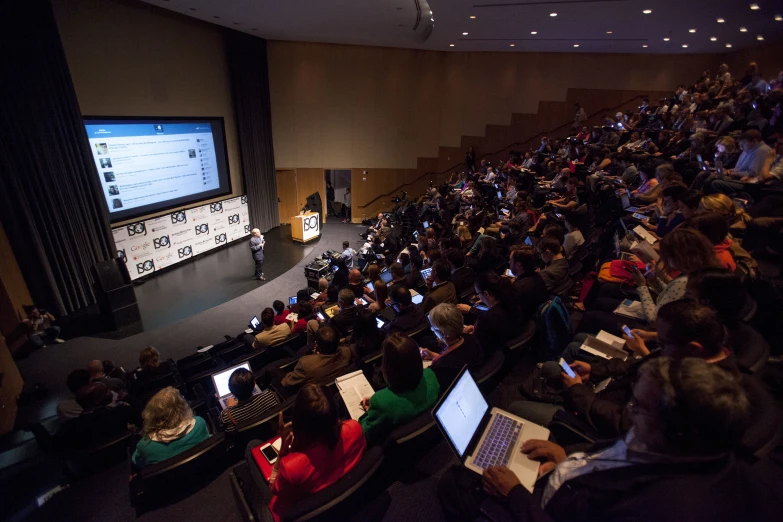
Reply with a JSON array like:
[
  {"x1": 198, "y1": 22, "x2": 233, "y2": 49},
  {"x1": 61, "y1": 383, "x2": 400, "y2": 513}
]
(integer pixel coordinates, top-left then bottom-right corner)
[
  {"x1": 0, "y1": 0, "x2": 116, "y2": 316},
  {"x1": 224, "y1": 30, "x2": 280, "y2": 233}
]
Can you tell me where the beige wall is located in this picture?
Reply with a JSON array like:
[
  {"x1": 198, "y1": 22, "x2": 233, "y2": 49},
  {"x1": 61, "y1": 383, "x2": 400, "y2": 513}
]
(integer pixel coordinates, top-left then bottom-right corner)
[
  {"x1": 267, "y1": 41, "x2": 724, "y2": 170},
  {"x1": 52, "y1": 0, "x2": 242, "y2": 227}
]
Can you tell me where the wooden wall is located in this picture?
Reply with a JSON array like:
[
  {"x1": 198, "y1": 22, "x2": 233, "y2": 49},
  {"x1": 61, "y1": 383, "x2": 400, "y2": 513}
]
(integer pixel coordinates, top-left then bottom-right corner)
[
  {"x1": 275, "y1": 168, "x2": 327, "y2": 225},
  {"x1": 0, "y1": 221, "x2": 32, "y2": 337}
]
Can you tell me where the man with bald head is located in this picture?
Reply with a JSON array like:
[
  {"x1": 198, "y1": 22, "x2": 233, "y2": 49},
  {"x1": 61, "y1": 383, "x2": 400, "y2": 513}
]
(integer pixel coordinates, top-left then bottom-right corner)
[
  {"x1": 346, "y1": 269, "x2": 365, "y2": 298},
  {"x1": 87, "y1": 359, "x2": 125, "y2": 392}
]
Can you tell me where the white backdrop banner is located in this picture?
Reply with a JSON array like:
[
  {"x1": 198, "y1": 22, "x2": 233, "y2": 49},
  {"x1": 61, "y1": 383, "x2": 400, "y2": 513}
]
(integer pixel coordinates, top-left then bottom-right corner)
[{"x1": 113, "y1": 195, "x2": 250, "y2": 281}]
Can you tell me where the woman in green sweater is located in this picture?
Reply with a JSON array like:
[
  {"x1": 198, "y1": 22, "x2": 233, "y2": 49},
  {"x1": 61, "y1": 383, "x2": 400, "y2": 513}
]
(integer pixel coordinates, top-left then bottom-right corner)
[
  {"x1": 358, "y1": 333, "x2": 440, "y2": 446},
  {"x1": 132, "y1": 386, "x2": 210, "y2": 468}
]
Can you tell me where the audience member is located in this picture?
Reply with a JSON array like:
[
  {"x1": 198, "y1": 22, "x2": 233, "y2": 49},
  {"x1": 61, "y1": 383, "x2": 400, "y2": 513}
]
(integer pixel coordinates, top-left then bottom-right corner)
[
  {"x1": 272, "y1": 300, "x2": 288, "y2": 325},
  {"x1": 422, "y1": 303, "x2": 485, "y2": 389},
  {"x1": 87, "y1": 359, "x2": 125, "y2": 393},
  {"x1": 537, "y1": 236, "x2": 571, "y2": 296},
  {"x1": 421, "y1": 259, "x2": 457, "y2": 314},
  {"x1": 253, "y1": 308, "x2": 292, "y2": 350},
  {"x1": 346, "y1": 308, "x2": 383, "y2": 360},
  {"x1": 508, "y1": 245, "x2": 549, "y2": 319},
  {"x1": 279, "y1": 326, "x2": 352, "y2": 392},
  {"x1": 458, "y1": 272, "x2": 522, "y2": 350},
  {"x1": 386, "y1": 284, "x2": 427, "y2": 336},
  {"x1": 56, "y1": 369, "x2": 91, "y2": 422},
  {"x1": 328, "y1": 288, "x2": 359, "y2": 338},
  {"x1": 219, "y1": 368, "x2": 279, "y2": 432}
]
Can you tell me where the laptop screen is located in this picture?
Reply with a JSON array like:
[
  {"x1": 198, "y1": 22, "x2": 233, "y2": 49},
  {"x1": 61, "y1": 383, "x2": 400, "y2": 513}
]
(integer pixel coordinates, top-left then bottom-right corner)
[
  {"x1": 212, "y1": 363, "x2": 251, "y2": 398},
  {"x1": 379, "y1": 270, "x2": 393, "y2": 283},
  {"x1": 420, "y1": 267, "x2": 433, "y2": 280},
  {"x1": 423, "y1": 221, "x2": 429, "y2": 229},
  {"x1": 249, "y1": 316, "x2": 260, "y2": 329},
  {"x1": 366, "y1": 281, "x2": 374, "y2": 292},
  {"x1": 497, "y1": 191, "x2": 502, "y2": 199},
  {"x1": 411, "y1": 294, "x2": 424, "y2": 305},
  {"x1": 434, "y1": 370, "x2": 488, "y2": 457}
]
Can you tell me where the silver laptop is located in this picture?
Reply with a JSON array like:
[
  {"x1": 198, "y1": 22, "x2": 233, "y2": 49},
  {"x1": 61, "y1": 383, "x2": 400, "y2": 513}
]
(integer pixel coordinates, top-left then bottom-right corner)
[
  {"x1": 211, "y1": 362, "x2": 262, "y2": 410},
  {"x1": 433, "y1": 368, "x2": 550, "y2": 493}
]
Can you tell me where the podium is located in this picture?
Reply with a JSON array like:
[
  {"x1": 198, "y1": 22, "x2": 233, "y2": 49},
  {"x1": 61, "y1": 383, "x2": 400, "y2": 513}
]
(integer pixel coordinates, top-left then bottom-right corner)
[{"x1": 291, "y1": 211, "x2": 321, "y2": 243}]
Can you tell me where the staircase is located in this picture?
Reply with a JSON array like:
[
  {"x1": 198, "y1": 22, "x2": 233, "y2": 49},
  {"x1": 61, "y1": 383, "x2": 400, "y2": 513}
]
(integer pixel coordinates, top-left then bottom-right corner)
[{"x1": 356, "y1": 87, "x2": 670, "y2": 219}]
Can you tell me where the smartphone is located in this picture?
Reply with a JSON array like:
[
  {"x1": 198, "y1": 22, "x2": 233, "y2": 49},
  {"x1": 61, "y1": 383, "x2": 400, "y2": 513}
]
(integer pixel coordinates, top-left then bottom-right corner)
[
  {"x1": 376, "y1": 317, "x2": 385, "y2": 329},
  {"x1": 366, "y1": 281, "x2": 374, "y2": 292},
  {"x1": 555, "y1": 212, "x2": 564, "y2": 220},
  {"x1": 525, "y1": 236, "x2": 533, "y2": 246},
  {"x1": 559, "y1": 358, "x2": 577, "y2": 379},
  {"x1": 621, "y1": 325, "x2": 633, "y2": 338},
  {"x1": 505, "y1": 269, "x2": 514, "y2": 277},
  {"x1": 317, "y1": 312, "x2": 325, "y2": 321},
  {"x1": 260, "y1": 443, "x2": 278, "y2": 464},
  {"x1": 475, "y1": 303, "x2": 489, "y2": 311},
  {"x1": 632, "y1": 212, "x2": 648, "y2": 222}
]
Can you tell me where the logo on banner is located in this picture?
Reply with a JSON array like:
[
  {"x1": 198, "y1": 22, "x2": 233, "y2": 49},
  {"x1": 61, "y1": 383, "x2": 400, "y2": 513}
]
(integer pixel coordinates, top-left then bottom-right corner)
[
  {"x1": 136, "y1": 259, "x2": 155, "y2": 274},
  {"x1": 244, "y1": 225, "x2": 251, "y2": 234},
  {"x1": 304, "y1": 215, "x2": 319, "y2": 232},
  {"x1": 153, "y1": 236, "x2": 170, "y2": 249},
  {"x1": 171, "y1": 211, "x2": 187, "y2": 224},
  {"x1": 215, "y1": 233, "x2": 227, "y2": 245},
  {"x1": 127, "y1": 223, "x2": 146, "y2": 236},
  {"x1": 241, "y1": 195, "x2": 248, "y2": 204},
  {"x1": 210, "y1": 202, "x2": 223, "y2": 213},
  {"x1": 130, "y1": 242, "x2": 151, "y2": 251},
  {"x1": 195, "y1": 223, "x2": 209, "y2": 235},
  {"x1": 228, "y1": 214, "x2": 240, "y2": 225},
  {"x1": 178, "y1": 246, "x2": 192, "y2": 258},
  {"x1": 117, "y1": 249, "x2": 126, "y2": 263}
]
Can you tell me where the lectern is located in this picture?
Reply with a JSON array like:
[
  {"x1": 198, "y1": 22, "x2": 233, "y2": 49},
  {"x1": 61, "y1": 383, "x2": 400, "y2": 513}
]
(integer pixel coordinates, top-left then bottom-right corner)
[{"x1": 291, "y1": 211, "x2": 321, "y2": 243}]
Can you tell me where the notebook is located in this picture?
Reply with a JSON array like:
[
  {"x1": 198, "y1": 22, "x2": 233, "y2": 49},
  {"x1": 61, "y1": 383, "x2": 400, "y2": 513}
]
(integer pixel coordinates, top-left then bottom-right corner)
[
  {"x1": 613, "y1": 299, "x2": 646, "y2": 320},
  {"x1": 336, "y1": 370, "x2": 376, "y2": 421}
]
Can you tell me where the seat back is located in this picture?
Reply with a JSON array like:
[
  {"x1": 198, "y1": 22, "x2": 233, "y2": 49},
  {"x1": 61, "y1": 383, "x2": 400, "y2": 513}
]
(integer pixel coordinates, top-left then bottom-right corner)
[
  {"x1": 63, "y1": 429, "x2": 134, "y2": 477},
  {"x1": 184, "y1": 358, "x2": 227, "y2": 397},
  {"x1": 534, "y1": 297, "x2": 572, "y2": 362},
  {"x1": 505, "y1": 320, "x2": 536, "y2": 352},
  {"x1": 132, "y1": 370, "x2": 184, "y2": 406},
  {"x1": 281, "y1": 446, "x2": 385, "y2": 522},
  {"x1": 227, "y1": 397, "x2": 296, "y2": 451},
  {"x1": 178, "y1": 356, "x2": 219, "y2": 380},
  {"x1": 740, "y1": 375, "x2": 783, "y2": 459},
  {"x1": 130, "y1": 433, "x2": 227, "y2": 511},
  {"x1": 474, "y1": 350, "x2": 505, "y2": 391},
  {"x1": 732, "y1": 323, "x2": 770, "y2": 375},
  {"x1": 383, "y1": 410, "x2": 439, "y2": 456}
]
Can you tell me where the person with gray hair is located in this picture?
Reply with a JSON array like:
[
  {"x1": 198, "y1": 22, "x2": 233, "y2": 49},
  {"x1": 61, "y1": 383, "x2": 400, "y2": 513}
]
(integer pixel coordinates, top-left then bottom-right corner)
[
  {"x1": 422, "y1": 303, "x2": 484, "y2": 389},
  {"x1": 438, "y1": 357, "x2": 774, "y2": 522},
  {"x1": 327, "y1": 288, "x2": 359, "y2": 338},
  {"x1": 249, "y1": 228, "x2": 265, "y2": 280}
]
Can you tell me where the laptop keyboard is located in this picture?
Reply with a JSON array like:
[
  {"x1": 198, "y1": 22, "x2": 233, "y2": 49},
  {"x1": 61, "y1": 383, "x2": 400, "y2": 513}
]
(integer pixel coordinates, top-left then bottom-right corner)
[{"x1": 472, "y1": 414, "x2": 522, "y2": 470}]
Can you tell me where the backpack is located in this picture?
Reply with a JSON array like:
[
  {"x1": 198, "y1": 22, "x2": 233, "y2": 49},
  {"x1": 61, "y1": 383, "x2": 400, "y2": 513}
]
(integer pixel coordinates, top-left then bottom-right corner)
[
  {"x1": 534, "y1": 296, "x2": 572, "y2": 362},
  {"x1": 519, "y1": 363, "x2": 565, "y2": 405}
]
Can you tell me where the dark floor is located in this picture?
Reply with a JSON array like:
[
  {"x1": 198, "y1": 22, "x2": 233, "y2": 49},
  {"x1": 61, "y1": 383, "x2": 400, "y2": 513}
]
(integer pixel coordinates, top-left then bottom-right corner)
[{"x1": 134, "y1": 225, "x2": 308, "y2": 331}]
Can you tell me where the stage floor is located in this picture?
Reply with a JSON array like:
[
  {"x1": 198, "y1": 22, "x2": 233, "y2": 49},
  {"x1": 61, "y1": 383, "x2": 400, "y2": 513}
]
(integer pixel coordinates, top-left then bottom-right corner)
[{"x1": 133, "y1": 224, "x2": 308, "y2": 331}]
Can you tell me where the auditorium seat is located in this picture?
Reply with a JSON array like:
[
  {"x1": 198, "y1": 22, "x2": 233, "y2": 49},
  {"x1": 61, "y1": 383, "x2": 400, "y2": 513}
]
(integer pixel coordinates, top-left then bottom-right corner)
[
  {"x1": 474, "y1": 350, "x2": 506, "y2": 392},
  {"x1": 223, "y1": 396, "x2": 296, "y2": 453},
  {"x1": 61, "y1": 428, "x2": 135, "y2": 478}
]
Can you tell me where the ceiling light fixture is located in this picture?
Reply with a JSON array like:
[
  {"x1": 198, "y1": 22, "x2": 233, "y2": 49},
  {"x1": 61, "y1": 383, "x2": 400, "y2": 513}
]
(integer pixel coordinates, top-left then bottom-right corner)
[
  {"x1": 470, "y1": 15, "x2": 476, "y2": 19},
  {"x1": 757, "y1": 35, "x2": 764, "y2": 40},
  {"x1": 682, "y1": 44, "x2": 688, "y2": 48},
  {"x1": 606, "y1": 31, "x2": 613, "y2": 34},
  {"x1": 775, "y1": 15, "x2": 783, "y2": 21},
  {"x1": 643, "y1": 9, "x2": 652, "y2": 14},
  {"x1": 750, "y1": 4, "x2": 760, "y2": 10},
  {"x1": 573, "y1": 44, "x2": 580, "y2": 47},
  {"x1": 449, "y1": 44, "x2": 455, "y2": 47},
  {"x1": 643, "y1": 44, "x2": 648, "y2": 48},
  {"x1": 710, "y1": 36, "x2": 718, "y2": 41},
  {"x1": 726, "y1": 43, "x2": 732, "y2": 48},
  {"x1": 462, "y1": 32, "x2": 468, "y2": 35},
  {"x1": 689, "y1": 29, "x2": 696, "y2": 33},
  {"x1": 663, "y1": 37, "x2": 670, "y2": 41},
  {"x1": 550, "y1": 13, "x2": 558, "y2": 17},
  {"x1": 531, "y1": 31, "x2": 537, "y2": 35},
  {"x1": 510, "y1": 44, "x2": 515, "y2": 47},
  {"x1": 717, "y1": 18, "x2": 725, "y2": 23},
  {"x1": 740, "y1": 27, "x2": 748, "y2": 32}
]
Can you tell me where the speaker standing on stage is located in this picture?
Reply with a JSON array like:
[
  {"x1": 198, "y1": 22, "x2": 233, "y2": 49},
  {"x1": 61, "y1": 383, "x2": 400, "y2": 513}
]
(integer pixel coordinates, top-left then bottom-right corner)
[{"x1": 250, "y1": 228, "x2": 265, "y2": 281}]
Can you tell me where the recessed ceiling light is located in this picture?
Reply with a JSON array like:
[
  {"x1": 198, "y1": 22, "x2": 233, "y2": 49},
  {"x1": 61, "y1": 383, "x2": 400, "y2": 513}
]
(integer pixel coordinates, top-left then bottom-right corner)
[
  {"x1": 449, "y1": 44, "x2": 455, "y2": 47},
  {"x1": 643, "y1": 9, "x2": 652, "y2": 14},
  {"x1": 682, "y1": 44, "x2": 688, "y2": 48},
  {"x1": 717, "y1": 18, "x2": 725, "y2": 23},
  {"x1": 531, "y1": 31, "x2": 537, "y2": 35},
  {"x1": 663, "y1": 37, "x2": 670, "y2": 41},
  {"x1": 740, "y1": 27, "x2": 748, "y2": 32},
  {"x1": 573, "y1": 44, "x2": 579, "y2": 47},
  {"x1": 550, "y1": 13, "x2": 557, "y2": 17},
  {"x1": 689, "y1": 29, "x2": 696, "y2": 33},
  {"x1": 462, "y1": 32, "x2": 468, "y2": 35},
  {"x1": 470, "y1": 15, "x2": 476, "y2": 19},
  {"x1": 606, "y1": 31, "x2": 613, "y2": 34},
  {"x1": 726, "y1": 43, "x2": 732, "y2": 48},
  {"x1": 643, "y1": 44, "x2": 648, "y2": 48},
  {"x1": 776, "y1": 15, "x2": 783, "y2": 21},
  {"x1": 750, "y1": 4, "x2": 760, "y2": 10},
  {"x1": 510, "y1": 44, "x2": 515, "y2": 47},
  {"x1": 757, "y1": 35, "x2": 764, "y2": 40},
  {"x1": 710, "y1": 36, "x2": 718, "y2": 41}
]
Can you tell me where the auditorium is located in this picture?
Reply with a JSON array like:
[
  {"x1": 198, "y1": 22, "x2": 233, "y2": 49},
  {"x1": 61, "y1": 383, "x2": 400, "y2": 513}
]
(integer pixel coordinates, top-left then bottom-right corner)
[{"x1": 2, "y1": 0, "x2": 783, "y2": 520}]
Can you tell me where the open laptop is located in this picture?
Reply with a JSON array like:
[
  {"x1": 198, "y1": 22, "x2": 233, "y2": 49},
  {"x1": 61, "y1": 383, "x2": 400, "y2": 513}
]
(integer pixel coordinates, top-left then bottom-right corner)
[
  {"x1": 212, "y1": 362, "x2": 262, "y2": 410},
  {"x1": 433, "y1": 368, "x2": 550, "y2": 493},
  {"x1": 379, "y1": 270, "x2": 393, "y2": 283},
  {"x1": 248, "y1": 315, "x2": 261, "y2": 332}
]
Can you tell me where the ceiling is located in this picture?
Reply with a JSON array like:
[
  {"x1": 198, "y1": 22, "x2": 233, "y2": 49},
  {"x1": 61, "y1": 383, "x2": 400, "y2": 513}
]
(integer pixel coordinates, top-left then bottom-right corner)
[{"x1": 143, "y1": 0, "x2": 783, "y2": 54}]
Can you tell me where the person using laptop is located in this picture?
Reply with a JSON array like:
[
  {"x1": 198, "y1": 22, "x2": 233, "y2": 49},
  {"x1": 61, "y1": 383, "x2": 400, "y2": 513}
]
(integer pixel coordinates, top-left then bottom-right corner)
[
  {"x1": 358, "y1": 333, "x2": 439, "y2": 446},
  {"x1": 253, "y1": 308, "x2": 291, "y2": 350},
  {"x1": 219, "y1": 368, "x2": 279, "y2": 433},
  {"x1": 278, "y1": 326, "x2": 352, "y2": 394},
  {"x1": 437, "y1": 357, "x2": 773, "y2": 522},
  {"x1": 272, "y1": 300, "x2": 288, "y2": 326}
]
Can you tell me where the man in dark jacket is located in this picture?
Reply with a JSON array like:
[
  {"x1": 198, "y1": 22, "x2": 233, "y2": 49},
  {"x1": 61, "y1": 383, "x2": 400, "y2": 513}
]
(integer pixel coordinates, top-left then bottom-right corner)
[
  {"x1": 446, "y1": 249, "x2": 475, "y2": 296},
  {"x1": 437, "y1": 357, "x2": 780, "y2": 522},
  {"x1": 385, "y1": 284, "x2": 427, "y2": 336},
  {"x1": 326, "y1": 181, "x2": 336, "y2": 216},
  {"x1": 327, "y1": 289, "x2": 358, "y2": 338},
  {"x1": 421, "y1": 260, "x2": 457, "y2": 314},
  {"x1": 508, "y1": 245, "x2": 548, "y2": 320}
]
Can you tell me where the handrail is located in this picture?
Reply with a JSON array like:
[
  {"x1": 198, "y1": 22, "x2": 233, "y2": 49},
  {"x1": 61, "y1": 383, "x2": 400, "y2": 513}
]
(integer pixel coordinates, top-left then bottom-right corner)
[{"x1": 358, "y1": 93, "x2": 647, "y2": 209}]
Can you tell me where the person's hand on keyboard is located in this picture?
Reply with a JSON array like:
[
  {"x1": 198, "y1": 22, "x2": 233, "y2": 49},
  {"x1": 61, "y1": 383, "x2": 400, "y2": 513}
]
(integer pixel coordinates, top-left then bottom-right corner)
[
  {"x1": 521, "y1": 440, "x2": 567, "y2": 477},
  {"x1": 482, "y1": 466, "x2": 520, "y2": 498},
  {"x1": 226, "y1": 396, "x2": 238, "y2": 408}
]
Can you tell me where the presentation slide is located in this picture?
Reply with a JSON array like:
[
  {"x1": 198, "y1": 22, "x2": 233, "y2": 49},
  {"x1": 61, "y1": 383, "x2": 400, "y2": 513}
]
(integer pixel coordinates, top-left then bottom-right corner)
[{"x1": 84, "y1": 117, "x2": 231, "y2": 222}]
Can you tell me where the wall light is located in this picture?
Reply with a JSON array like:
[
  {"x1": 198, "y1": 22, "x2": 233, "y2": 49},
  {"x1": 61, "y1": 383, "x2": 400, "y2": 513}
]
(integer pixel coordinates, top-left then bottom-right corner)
[
  {"x1": 462, "y1": 32, "x2": 468, "y2": 35},
  {"x1": 682, "y1": 44, "x2": 688, "y2": 48},
  {"x1": 531, "y1": 31, "x2": 538, "y2": 35},
  {"x1": 663, "y1": 37, "x2": 670, "y2": 41},
  {"x1": 689, "y1": 29, "x2": 696, "y2": 33}
]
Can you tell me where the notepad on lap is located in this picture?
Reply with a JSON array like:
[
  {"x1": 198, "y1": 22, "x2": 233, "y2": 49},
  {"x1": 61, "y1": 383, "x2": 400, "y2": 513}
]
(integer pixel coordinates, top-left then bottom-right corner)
[
  {"x1": 613, "y1": 299, "x2": 646, "y2": 320},
  {"x1": 633, "y1": 226, "x2": 656, "y2": 244},
  {"x1": 336, "y1": 370, "x2": 375, "y2": 421}
]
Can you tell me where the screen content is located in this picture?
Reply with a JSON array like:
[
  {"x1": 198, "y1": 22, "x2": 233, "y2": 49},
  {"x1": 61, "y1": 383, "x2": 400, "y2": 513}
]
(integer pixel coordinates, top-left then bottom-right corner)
[
  {"x1": 84, "y1": 117, "x2": 231, "y2": 222},
  {"x1": 213, "y1": 363, "x2": 251, "y2": 397},
  {"x1": 435, "y1": 371, "x2": 488, "y2": 457}
]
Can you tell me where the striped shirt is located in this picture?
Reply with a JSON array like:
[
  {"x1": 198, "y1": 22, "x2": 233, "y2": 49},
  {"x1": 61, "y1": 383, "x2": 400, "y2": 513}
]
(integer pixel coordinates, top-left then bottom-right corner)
[{"x1": 219, "y1": 389, "x2": 279, "y2": 432}]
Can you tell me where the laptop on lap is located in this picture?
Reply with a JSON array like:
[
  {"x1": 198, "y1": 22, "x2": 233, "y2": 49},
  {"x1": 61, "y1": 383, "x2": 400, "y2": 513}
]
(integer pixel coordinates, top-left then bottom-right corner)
[
  {"x1": 212, "y1": 362, "x2": 262, "y2": 410},
  {"x1": 433, "y1": 368, "x2": 550, "y2": 493}
]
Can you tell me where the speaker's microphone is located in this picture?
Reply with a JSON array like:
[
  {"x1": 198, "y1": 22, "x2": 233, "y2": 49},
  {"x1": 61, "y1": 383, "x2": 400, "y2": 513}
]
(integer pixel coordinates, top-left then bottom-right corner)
[{"x1": 540, "y1": 361, "x2": 563, "y2": 380}]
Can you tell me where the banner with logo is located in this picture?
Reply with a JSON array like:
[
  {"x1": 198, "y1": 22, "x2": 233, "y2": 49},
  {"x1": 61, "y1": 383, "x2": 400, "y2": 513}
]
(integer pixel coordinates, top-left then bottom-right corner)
[{"x1": 113, "y1": 195, "x2": 250, "y2": 281}]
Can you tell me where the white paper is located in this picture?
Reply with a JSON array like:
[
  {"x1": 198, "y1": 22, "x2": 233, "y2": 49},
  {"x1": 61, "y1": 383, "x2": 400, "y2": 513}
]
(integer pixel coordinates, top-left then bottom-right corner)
[
  {"x1": 596, "y1": 330, "x2": 625, "y2": 350},
  {"x1": 422, "y1": 360, "x2": 433, "y2": 368},
  {"x1": 579, "y1": 344, "x2": 614, "y2": 360},
  {"x1": 310, "y1": 293, "x2": 320, "y2": 299},
  {"x1": 613, "y1": 300, "x2": 646, "y2": 320},
  {"x1": 197, "y1": 344, "x2": 214, "y2": 353},
  {"x1": 285, "y1": 313, "x2": 298, "y2": 322},
  {"x1": 336, "y1": 370, "x2": 376, "y2": 421},
  {"x1": 630, "y1": 240, "x2": 660, "y2": 262},
  {"x1": 633, "y1": 225, "x2": 657, "y2": 244}
]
